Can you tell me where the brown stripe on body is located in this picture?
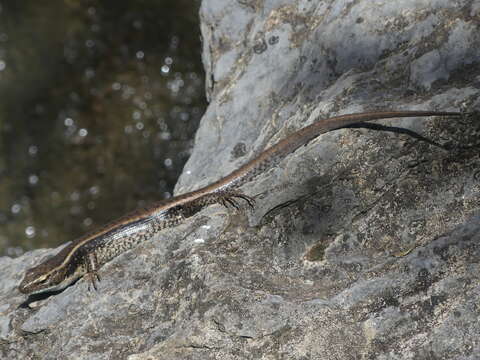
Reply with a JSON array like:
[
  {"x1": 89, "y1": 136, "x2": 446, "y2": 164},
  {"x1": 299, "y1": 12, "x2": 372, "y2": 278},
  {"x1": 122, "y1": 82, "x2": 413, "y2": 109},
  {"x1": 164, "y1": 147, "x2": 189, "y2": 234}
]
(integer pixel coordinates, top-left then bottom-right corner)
[{"x1": 43, "y1": 111, "x2": 463, "y2": 273}]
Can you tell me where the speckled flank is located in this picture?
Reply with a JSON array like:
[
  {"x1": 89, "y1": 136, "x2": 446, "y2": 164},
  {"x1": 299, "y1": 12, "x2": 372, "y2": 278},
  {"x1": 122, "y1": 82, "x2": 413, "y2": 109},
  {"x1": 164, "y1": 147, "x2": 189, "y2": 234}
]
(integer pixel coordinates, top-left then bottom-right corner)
[{"x1": 85, "y1": 210, "x2": 186, "y2": 267}]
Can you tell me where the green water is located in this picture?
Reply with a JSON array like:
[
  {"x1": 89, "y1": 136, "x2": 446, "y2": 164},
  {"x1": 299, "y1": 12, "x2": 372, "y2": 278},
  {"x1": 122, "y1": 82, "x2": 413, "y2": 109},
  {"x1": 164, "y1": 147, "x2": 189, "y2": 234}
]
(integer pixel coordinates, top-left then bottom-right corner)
[{"x1": 0, "y1": 0, "x2": 206, "y2": 255}]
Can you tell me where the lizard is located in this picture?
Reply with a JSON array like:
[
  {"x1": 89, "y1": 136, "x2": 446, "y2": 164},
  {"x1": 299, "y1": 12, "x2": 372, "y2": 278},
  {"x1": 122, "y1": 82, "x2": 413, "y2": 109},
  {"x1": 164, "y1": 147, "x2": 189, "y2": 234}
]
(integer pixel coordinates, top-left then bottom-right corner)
[{"x1": 18, "y1": 110, "x2": 461, "y2": 295}]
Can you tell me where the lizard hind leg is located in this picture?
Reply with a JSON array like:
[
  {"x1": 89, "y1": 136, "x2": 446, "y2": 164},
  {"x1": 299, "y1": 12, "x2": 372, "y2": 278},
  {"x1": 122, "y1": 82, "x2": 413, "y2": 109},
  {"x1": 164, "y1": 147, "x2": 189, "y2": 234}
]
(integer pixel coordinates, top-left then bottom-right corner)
[
  {"x1": 215, "y1": 191, "x2": 255, "y2": 237},
  {"x1": 179, "y1": 190, "x2": 256, "y2": 219},
  {"x1": 216, "y1": 191, "x2": 256, "y2": 210}
]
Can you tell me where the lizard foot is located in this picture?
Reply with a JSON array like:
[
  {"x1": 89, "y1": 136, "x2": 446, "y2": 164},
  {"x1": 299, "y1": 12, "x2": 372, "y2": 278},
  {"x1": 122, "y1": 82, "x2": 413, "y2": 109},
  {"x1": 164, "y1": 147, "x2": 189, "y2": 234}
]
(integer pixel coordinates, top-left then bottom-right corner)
[{"x1": 217, "y1": 191, "x2": 255, "y2": 209}]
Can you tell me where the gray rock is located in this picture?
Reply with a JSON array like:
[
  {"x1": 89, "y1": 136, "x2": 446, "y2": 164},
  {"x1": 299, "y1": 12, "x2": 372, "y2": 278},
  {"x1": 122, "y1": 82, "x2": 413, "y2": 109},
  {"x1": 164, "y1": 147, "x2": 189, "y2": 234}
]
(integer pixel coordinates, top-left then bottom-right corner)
[{"x1": 1, "y1": 0, "x2": 480, "y2": 359}]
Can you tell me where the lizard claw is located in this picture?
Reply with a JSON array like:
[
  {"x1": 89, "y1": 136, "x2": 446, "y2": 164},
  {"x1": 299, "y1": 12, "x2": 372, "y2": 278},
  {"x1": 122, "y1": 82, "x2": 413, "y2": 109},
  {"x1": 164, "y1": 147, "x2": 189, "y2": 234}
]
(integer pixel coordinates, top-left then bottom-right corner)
[{"x1": 87, "y1": 271, "x2": 100, "y2": 291}]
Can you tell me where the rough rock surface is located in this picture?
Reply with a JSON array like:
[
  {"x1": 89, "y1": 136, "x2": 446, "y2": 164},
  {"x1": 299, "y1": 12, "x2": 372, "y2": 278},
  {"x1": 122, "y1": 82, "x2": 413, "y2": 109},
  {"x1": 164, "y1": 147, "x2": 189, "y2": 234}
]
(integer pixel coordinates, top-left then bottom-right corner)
[{"x1": 1, "y1": 1, "x2": 480, "y2": 359}]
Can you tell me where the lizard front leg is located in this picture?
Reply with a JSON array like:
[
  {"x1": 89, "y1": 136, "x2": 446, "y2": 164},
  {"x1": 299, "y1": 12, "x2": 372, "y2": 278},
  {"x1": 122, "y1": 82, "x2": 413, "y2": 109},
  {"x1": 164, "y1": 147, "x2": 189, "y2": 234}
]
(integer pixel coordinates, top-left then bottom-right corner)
[{"x1": 85, "y1": 252, "x2": 101, "y2": 291}]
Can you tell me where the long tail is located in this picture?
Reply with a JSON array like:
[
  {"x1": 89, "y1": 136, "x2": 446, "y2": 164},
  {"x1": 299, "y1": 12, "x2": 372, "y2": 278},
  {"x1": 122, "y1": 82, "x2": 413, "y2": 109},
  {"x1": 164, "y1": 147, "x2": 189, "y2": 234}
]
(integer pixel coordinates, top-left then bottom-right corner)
[{"x1": 201, "y1": 110, "x2": 461, "y2": 192}]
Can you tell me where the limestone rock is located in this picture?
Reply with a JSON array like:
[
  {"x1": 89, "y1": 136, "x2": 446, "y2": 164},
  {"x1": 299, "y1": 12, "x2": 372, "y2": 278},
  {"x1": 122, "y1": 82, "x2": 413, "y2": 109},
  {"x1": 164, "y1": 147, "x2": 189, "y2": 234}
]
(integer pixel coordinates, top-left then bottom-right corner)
[{"x1": 2, "y1": 1, "x2": 480, "y2": 359}]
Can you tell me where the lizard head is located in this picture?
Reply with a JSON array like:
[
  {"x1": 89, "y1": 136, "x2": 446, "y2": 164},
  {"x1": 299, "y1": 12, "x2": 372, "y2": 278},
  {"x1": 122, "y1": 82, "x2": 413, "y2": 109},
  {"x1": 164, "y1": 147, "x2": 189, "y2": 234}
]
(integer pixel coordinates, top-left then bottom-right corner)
[
  {"x1": 19, "y1": 261, "x2": 64, "y2": 295},
  {"x1": 18, "y1": 257, "x2": 78, "y2": 295}
]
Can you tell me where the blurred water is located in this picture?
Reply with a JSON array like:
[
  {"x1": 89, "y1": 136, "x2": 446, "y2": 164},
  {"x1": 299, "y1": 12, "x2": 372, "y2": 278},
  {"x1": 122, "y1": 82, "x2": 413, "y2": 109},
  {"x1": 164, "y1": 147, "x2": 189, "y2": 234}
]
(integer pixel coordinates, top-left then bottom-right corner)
[{"x1": 0, "y1": 1, "x2": 206, "y2": 256}]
